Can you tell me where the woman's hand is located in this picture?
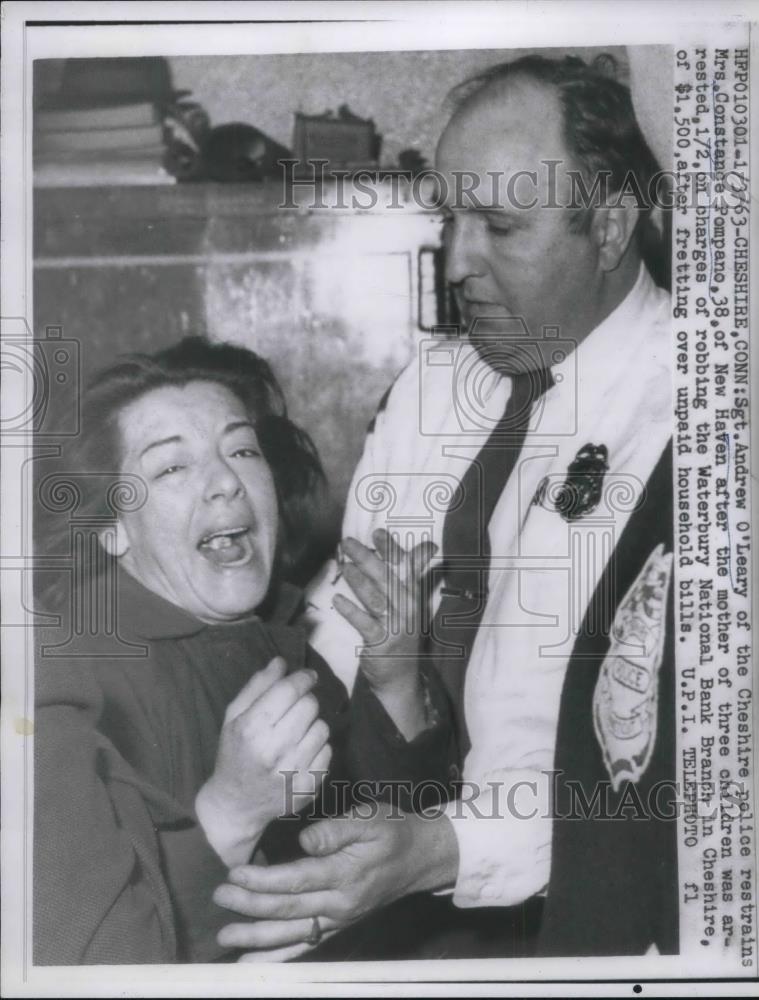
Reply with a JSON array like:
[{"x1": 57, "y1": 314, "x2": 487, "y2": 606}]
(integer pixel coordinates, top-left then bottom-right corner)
[
  {"x1": 196, "y1": 656, "x2": 332, "y2": 867},
  {"x1": 333, "y1": 528, "x2": 437, "y2": 738}
]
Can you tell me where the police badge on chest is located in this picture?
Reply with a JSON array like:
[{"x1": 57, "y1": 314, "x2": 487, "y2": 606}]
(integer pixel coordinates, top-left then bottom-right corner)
[{"x1": 533, "y1": 443, "x2": 609, "y2": 520}]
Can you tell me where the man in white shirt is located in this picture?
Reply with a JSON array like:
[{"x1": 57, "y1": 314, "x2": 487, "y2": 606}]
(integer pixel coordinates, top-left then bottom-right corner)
[{"x1": 214, "y1": 53, "x2": 676, "y2": 959}]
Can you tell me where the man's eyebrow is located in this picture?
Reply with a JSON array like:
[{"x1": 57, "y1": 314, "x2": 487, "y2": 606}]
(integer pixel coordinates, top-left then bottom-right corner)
[
  {"x1": 222, "y1": 420, "x2": 256, "y2": 435},
  {"x1": 139, "y1": 435, "x2": 182, "y2": 459},
  {"x1": 478, "y1": 206, "x2": 525, "y2": 222},
  {"x1": 443, "y1": 205, "x2": 524, "y2": 221}
]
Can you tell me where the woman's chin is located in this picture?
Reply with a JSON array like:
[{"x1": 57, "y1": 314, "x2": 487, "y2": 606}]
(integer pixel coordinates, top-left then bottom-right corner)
[{"x1": 193, "y1": 566, "x2": 271, "y2": 622}]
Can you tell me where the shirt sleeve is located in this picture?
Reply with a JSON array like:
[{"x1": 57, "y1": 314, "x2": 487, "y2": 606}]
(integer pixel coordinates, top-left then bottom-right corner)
[
  {"x1": 34, "y1": 659, "x2": 179, "y2": 964},
  {"x1": 304, "y1": 377, "x2": 401, "y2": 695},
  {"x1": 443, "y1": 767, "x2": 553, "y2": 908}
]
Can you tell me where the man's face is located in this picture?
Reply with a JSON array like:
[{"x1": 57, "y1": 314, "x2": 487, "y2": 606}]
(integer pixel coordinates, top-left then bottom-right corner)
[
  {"x1": 113, "y1": 381, "x2": 278, "y2": 623},
  {"x1": 435, "y1": 77, "x2": 603, "y2": 372}
]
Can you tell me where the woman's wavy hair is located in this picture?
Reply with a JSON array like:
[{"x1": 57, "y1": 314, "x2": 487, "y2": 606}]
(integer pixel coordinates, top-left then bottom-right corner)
[{"x1": 61, "y1": 336, "x2": 326, "y2": 591}]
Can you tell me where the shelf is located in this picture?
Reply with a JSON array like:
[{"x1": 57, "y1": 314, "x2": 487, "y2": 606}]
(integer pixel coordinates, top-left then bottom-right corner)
[{"x1": 34, "y1": 176, "x2": 442, "y2": 222}]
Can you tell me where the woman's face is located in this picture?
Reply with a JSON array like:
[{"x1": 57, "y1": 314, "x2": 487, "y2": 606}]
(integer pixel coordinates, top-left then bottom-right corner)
[{"x1": 112, "y1": 381, "x2": 279, "y2": 623}]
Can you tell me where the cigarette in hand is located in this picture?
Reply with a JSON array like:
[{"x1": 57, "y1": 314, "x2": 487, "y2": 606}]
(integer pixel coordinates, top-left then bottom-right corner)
[
  {"x1": 330, "y1": 541, "x2": 378, "y2": 585},
  {"x1": 331, "y1": 542, "x2": 345, "y2": 585}
]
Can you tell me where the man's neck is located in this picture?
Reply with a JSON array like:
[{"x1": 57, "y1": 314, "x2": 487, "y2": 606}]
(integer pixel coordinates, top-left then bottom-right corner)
[
  {"x1": 584, "y1": 254, "x2": 643, "y2": 343},
  {"x1": 541, "y1": 254, "x2": 643, "y2": 371}
]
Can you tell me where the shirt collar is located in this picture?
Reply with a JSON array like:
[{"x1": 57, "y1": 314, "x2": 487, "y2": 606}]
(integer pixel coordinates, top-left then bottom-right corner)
[
  {"x1": 475, "y1": 264, "x2": 660, "y2": 410},
  {"x1": 114, "y1": 567, "x2": 304, "y2": 640},
  {"x1": 549, "y1": 263, "x2": 660, "y2": 399}
]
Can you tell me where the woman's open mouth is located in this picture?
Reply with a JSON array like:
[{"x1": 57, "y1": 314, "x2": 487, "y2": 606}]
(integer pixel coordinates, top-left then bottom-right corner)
[{"x1": 197, "y1": 526, "x2": 254, "y2": 568}]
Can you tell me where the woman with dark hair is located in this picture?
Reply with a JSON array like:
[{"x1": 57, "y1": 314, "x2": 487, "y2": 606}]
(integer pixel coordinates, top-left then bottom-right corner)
[{"x1": 34, "y1": 336, "x2": 452, "y2": 965}]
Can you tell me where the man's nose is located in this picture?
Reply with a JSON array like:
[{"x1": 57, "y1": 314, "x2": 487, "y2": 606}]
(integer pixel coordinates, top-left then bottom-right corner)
[
  {"x1": 444, "y1": 213, "x2": 488, "y2": 286},
  {"x1": 204, "y1": 458, "x2": 244, "y2": 502}
]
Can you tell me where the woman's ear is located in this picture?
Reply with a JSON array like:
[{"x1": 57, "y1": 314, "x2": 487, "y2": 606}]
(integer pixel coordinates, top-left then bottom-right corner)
[
  {"x1": 98, "y1": 521, "x2": 130, "y2": 558},
  {"x1": 591, "y1": 201, "x2": 640, "y2": 272}
]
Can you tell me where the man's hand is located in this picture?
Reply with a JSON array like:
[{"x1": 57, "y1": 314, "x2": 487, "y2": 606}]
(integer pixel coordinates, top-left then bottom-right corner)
[
  {"x1": 335, "y1": 528, "x2": 437, "y2": 683},
  {"x1": 212, "y1": 805, "x2": 459, "y2": 959},
  {"x1": 334, "y1": 529, "x2": 437, "y2": 738},
  {"x1": 196, "y1": 657, "x2": 332, "y2": 867}
]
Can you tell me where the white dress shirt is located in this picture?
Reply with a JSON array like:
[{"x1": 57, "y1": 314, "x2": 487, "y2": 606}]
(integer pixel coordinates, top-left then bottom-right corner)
[{"x1": 307, "y1": 264, "x2": 672, "y2": 907}]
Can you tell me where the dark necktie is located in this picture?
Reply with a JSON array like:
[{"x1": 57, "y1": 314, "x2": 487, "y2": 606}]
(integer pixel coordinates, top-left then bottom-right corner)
[{"x1": 430, "y1": 366, "x2": 554, "y2": 759}]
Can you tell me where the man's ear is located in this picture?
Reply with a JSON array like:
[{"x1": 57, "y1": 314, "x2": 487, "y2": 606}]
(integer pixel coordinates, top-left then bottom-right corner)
[
  {"x1": 98, "y1": 520, "x2": 130, "y2": 558},
  {"x1": 591, "y1": 202, "x2": 640, "y2": 272}
]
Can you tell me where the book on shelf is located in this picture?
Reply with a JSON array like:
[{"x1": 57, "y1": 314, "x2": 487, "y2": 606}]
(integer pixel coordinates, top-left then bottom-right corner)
[
  {"x1": 34, "y1": 151, "x2": 174, "y2": 188},
  {"x1": 35, "y1": 101, "x2": 159, "y2": 132},
  {"x1": 34, "y1": 123, "x2": 165, "y2": 155}
]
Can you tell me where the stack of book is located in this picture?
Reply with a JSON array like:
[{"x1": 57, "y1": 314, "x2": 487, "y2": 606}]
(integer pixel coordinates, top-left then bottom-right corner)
[{"x1": 34, "y1": 99, "x2": 174, "y2": 187}]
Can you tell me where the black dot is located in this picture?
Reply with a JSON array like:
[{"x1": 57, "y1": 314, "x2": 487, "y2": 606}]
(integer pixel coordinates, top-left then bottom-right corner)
[{"x1": 633, "y1": 986, "x2": 643, "y2": 995}]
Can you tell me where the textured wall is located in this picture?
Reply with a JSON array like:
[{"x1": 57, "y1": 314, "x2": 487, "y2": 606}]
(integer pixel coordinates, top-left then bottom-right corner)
[
  {"x1": 169, "y1": 46, "x2": 629, "y2": 166},
  {"x1": 628, "y1": 45, "x2": 674, "y2": 170}
]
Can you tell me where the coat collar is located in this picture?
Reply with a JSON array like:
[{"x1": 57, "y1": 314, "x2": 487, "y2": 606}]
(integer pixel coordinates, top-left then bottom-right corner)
[{"x1": 114, "y1": 567, "x2": 304, "y2": 641}]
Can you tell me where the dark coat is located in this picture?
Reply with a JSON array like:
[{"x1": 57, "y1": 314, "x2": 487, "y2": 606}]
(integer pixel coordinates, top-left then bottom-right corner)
[
  {"x1": 538, "y1": 442, "x2": 678, "y2": 955},
  {"x1": 34, "y1": 570, "x2": 452, "y2": 965}
]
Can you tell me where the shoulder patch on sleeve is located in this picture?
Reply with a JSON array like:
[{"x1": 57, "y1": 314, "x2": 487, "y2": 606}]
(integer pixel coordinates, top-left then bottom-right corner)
[{"x1": 593, "y1": 542, "x2": 673, "y2": 792}]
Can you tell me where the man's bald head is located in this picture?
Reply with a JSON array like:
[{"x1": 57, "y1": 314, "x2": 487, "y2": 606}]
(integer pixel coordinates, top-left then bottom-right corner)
[
  {"x1": 440, "y1": 72, "x2": 570, "y2": 194},
  {"x1": 433, "y1": 54, "x2": 661, "y2": 369},
  {"x1": 445, "y1": 54, "x2": 661, "y2": 229}
]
